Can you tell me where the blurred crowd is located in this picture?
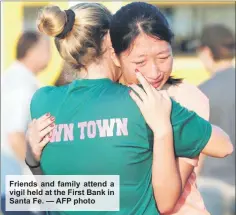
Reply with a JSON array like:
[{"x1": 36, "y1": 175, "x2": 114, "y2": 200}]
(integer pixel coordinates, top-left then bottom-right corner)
[{"x1": 1, "y1": 3, "x2": 235, "y2": 215}]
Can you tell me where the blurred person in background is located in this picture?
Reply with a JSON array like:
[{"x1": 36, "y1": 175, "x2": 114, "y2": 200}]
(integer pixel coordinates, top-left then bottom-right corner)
[
  {"x1": 1, "y1": 31, "x2": 51, "y2": 214},
  {"x1": 197, "y1": 24, "x2": 235, "y2": 215}
]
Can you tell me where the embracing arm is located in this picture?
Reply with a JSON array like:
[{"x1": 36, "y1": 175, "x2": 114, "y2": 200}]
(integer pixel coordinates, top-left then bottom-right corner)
[
  {"x1": 25, "y1": 114, "x2": 55, "y2": 175},
  {"x1": 201, "y1": 125, "x2": 233, "y2": 157},
  {"x1": 171, "y1": 98, "x2": 233, "y2": 159},
  {"x1": 173, "y1": 82, "x2": 208, "y2": 185},
  {"x1": 175, "y1": 82, "x2": 233, "y2": 158},
  {"x1": 25, "y1": 142, "x2": 44, "y2": 175},
  {"x1": 160, "y1": 95, "x2": 232, "y2": 211},
  {"x1": 152, "y1": 127, "x2": 182, "y2": 214},
  {"x1": 153, "y1": 84, "x2": 233, "y2": 212},
  {"x1": 25, "y1": 87, "x2": 56, "y2": 175},
  {"x1": 176, "y1": 158, "x2": 195, "y2": 191},
  {"x1": 129, "y1": 72, "x2": 182, "y2": 213}
]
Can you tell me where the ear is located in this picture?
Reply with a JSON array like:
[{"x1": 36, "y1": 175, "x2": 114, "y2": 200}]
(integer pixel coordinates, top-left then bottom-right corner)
[
  {"x1": 110, "y1": 47, "x2": 121, "y2": 68},
  {"x1": 105, "y1": 31, "x2": 121, "y2": 68},
  {"x1": 205, "y1": 46, "x2": 214, "y2": 59},
  {"x1": 105, "y1": 31, "x2": 112, "y2": 48},
  {"x1": 199, "y1": 46, "x2": 213, "y2": 59}
]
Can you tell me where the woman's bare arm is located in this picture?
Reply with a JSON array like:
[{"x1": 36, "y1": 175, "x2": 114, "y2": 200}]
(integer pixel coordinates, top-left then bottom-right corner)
[
  {"x1": 173, "y1": 82, "x2": 233, "y2": 158},
  {"x1": 25, "y1": 142, "x2": 43, "y2": 175},
  {"x1": 202, "y1": 125, "x2": 233, "y2": 157},
  {"x1": 25, "y1": 114, "x2": 55, "y2": 175},
  {"x1": 172, "y1": 82, "x2": 208, "y2": 185},
  {"x1": 152, "y1": 127, "x2": 182, "y2": 214},
  {"x1": 130, "y1": 71, "x2": 182, "y2": 214}
]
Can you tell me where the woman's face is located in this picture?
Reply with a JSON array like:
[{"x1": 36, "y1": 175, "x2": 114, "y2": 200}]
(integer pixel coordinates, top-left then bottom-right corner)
[{"x1": 117, "y1": 34, "x2": 173, "y2": 89}]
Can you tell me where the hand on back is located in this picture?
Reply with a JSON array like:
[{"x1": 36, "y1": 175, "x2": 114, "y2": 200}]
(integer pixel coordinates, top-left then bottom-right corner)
[{"x1": 27, "y1": 113, "x2": 55, "y2": 161}]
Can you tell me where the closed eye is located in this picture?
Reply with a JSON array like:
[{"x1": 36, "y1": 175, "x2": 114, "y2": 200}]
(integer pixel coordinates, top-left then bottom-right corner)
[
  {"x1": 134, "y1": 61, "x2": 146, "y2": 66},
  {"x1": 158, "y1": 55, "x2": 170, "y2": 60}
]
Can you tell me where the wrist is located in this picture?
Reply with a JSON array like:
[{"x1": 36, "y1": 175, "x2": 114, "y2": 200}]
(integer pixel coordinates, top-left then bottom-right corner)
[
  {"x1": 153, "y1": 123, "x2": 172, "y2": 139},
  {"x1": 25, "y1": 159, "x2": 40, "y2": 168}
]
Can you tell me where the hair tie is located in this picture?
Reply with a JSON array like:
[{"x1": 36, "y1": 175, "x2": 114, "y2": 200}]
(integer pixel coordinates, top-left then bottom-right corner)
[{"x1": 56, "y1": 9, "x2": 75, "y2": 39}]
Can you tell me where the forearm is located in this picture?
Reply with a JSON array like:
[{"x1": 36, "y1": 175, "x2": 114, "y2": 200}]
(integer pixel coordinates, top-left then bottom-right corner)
[
  {"x1": 152, "y1": 125, "x2": 182, "y2": 214},
  {"x1": 25, "y1": 142, "x2": 44, "y2": 175},
  {"x1": 194, "y1": 154, "x2": 205, "y2": 176}
]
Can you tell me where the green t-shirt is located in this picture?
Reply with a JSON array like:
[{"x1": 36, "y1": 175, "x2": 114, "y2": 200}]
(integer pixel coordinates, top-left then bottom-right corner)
[{"x1": 30, "y1": 78, "x2": 212, "y2": 215}]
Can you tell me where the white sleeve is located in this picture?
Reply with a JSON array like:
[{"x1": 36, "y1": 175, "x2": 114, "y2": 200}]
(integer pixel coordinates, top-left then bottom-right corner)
[{"x1": 6, "y1": 88, "x2": 35, "y2": 133}]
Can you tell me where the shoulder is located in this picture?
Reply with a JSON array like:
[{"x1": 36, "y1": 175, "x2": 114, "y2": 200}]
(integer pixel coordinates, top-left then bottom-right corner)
[
  {"x1": 99, "y1": 82, "x2": 145, "y2": 121},
  {"x1": 32, "y1": 86, "x2": 57, "y2": 101},
  {"x1": 199, "y1": 70, "x2": 232, "y2": 92},
  {"x1": 164, "y1": 82, "x2": 208, "y2": 102},
  {"x1": 100, "y1": 82, "x2": 133, "y2": 104},
  {"x1": 170, "y1": 81, "x2": 209, "y2": 120},
  {"x1": 107, "y1": 82, "x2": 130, "y2": 95},
  {"x1": 30, "y1": 84, "x2": 71, "y2": 119},
  {"x1": 176, "y1": 81, "x2": 208, "y2": 103},
  {"x1": 32, "y1": 83, "x2": 71, "y2": 100},
  {"x1": 108, "y1": 83, "x2": 143, "y2": 114}
]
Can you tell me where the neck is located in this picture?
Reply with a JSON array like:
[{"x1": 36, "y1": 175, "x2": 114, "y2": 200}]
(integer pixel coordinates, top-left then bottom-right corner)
[
  {"x1": 78, "y1": 58, "x2": 116, "y2": 81},
  {"x1": 18, "y1": 59, "x2": 38, "y2": 75},
  {"x1": 211, "y1": 60, "x2": 233, "y2": 75}
]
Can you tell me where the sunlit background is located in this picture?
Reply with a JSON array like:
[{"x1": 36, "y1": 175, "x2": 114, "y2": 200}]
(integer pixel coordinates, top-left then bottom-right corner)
[
  {"x1": 2, "y1": 1, "x2": 235, "y2": 87},
  {"x1": 1, "y1": 2, "x2": 235, "y2": 215}
]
